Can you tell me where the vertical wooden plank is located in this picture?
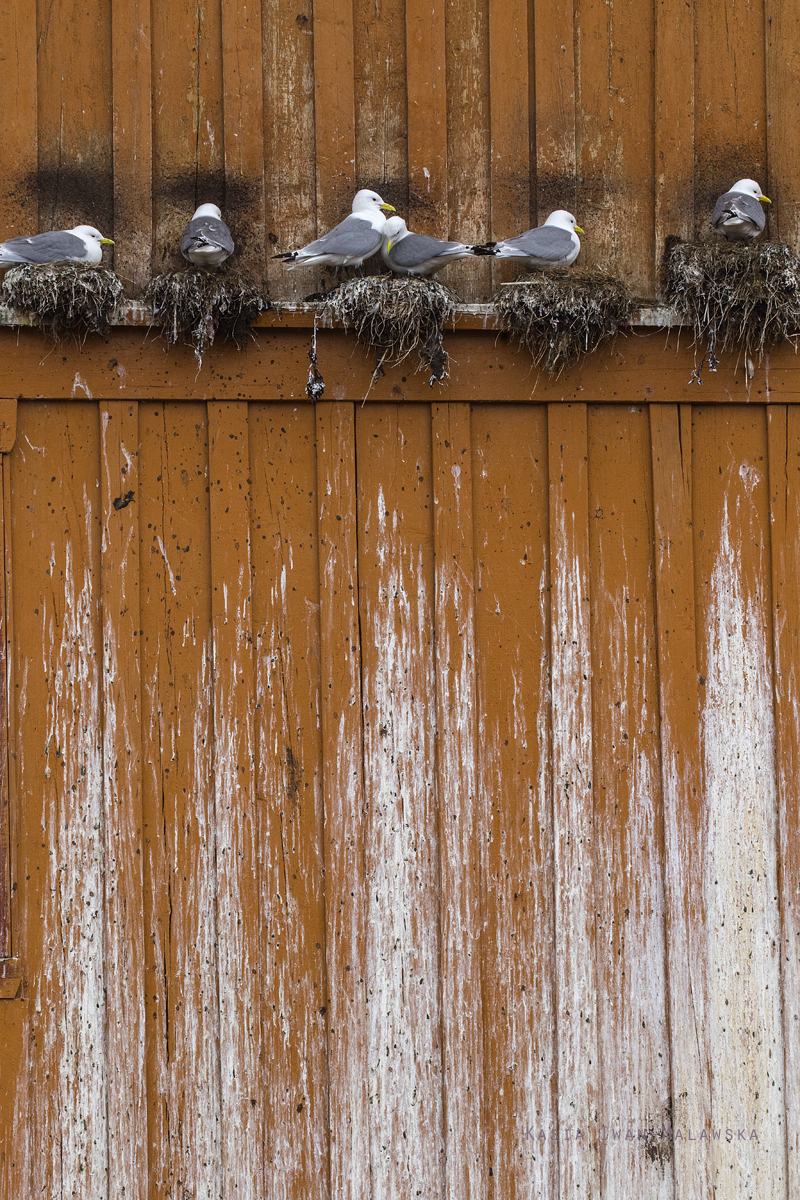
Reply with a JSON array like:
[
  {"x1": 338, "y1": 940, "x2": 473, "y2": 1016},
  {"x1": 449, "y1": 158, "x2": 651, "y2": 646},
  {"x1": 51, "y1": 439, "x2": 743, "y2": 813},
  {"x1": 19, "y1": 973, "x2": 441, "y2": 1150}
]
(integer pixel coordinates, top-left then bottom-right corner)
[
  {"x1": 139, "y1": 404, "x2": 221, "y2": 1200},
  {"x1": 316, "y1": 402, "x2": 370, "y2": 1200},
  {"x1": 37, "y1": 0, "x2": 114, "y2": 233},
  {"x1": 0, "y1": 1, "x2": 37, "y2": 236},
  {"x1": 533, "y1": 0, "x2": 577, "y2": 222},
  {"x1": 312, "y1": 0, "x2": 356, "y2": 227},
  {"x1": 353, "y1": 0, "x2": 408, "y2": 210},
  {"x1": 111, "y1": 0, "x2": 153, "y2": 293},
  {"x1": 766, "y1": 2, "x2": 800, "y2": 249},
  {"x1": 221, "y1": 0, "x2": 266, "y2": 278},
  {"x1": 250, "y1": 406, "x2": 328, "y2": 1200},
  {"x1": 0, "y1": 457, "x2": 9, "y2": 959},
  {"x1": 432, "y1": 403, "x2": 485, "y2": 1200},
  {"x1": 588, "y1": 405, "x2": 672, "y2": 1198},
  {"x1": 654, "y1": 0, "x2": 695, "y2": 273},
  {"x1": 650, "y1": 403, "x2": 712, "y2": 1199},
  {"x1": 472, "y1": 405, "x2": 554, "y2": 1200},
  {"x1": 0, "y1": 1002, "x2": 30, "y2": 1197},
  {"x1": 208, "y1": 401, "x2": 262, "y2": 1196},
  {"x1": 99, "y1": 402, "x2": 147, "y2": 1200},
  {"x1": 547, "y1": 402, "x2": 600, "y2": 1198},
  {"x1": 445, "y1": 0, "x2": 492, "y2": 301},
  {"x1": 576, "y1": 0, "x2": 655, "y2": 294},
  {"x1": 11, "y1": 403, "x2": 107, "y2": 1200},
  {"x1": 405, "y1": 0, "x2": 448, "y2": 232},
  {"x1": 694, "y1": 0, "x2": 767, "y2": 236},
  {"x1": 264, "y1": 0, "x2": 317, "y2": 297},
  {"x1": 488, "y1": 0, "x2": 532, "y2": 288},
  {"x1": 767, "y1": 405, "x2": 800, "y2": 1198},
  {"x1": 356, "y1": 404, "x2": 443, "y2": 1197},
  {"x1": 152, "y1": 1, "x2": 224, "y2": 271},
  {"x1": 693, "y1": 406, "x2": 785, "y2": 1199}
]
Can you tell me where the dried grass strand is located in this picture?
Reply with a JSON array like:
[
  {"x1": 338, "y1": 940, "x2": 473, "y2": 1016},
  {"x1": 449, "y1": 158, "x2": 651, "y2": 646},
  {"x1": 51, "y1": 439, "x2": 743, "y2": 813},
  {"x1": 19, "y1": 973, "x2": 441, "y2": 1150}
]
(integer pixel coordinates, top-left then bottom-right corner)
[
  {"x1": 144, "y1": 269, "x2": 267, "y2": 364},
  {"x1": 2, "y1": 262, "x2": 124, "y2": 339}
]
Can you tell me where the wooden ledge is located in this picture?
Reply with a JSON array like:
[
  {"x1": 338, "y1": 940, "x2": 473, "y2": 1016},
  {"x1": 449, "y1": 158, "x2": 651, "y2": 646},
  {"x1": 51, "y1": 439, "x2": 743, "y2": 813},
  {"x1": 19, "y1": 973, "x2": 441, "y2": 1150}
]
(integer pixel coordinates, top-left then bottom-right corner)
[{"x1": 0, "y1": 959, "x2": 22, "y2": 1000}]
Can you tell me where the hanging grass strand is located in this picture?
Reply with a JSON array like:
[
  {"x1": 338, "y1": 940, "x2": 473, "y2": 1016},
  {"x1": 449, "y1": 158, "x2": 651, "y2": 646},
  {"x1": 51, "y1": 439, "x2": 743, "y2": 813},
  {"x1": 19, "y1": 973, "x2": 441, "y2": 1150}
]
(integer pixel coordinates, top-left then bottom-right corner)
[
  {"x1": 493, "y1": 268, "x2": 632, "y2": 376},
  {"x1": 2, "y1": 263, "x2": 124, "y2": 340},
  {"x1": 144, "y1": 269, "x2": 268, "y2": 366},
  {"x1": 663, "y1": 237, "x2": 800, "y2": 362}
]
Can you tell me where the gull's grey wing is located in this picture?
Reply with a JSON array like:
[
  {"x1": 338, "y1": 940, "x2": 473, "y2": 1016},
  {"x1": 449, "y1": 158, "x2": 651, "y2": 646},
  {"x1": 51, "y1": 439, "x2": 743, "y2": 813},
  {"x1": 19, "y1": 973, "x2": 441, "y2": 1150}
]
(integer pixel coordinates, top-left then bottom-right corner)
[
  {"x1": 389, "y1": 233, "x2": 468, "y2": 267},
  {"x1": 299, "y1": 215, "x2": 382, "y2": 259},
  {"x1": 0, "y1": 231, "x2": 88, "y2": 262},
  {"x1": 712, "y1": 191, "x2": 766, "y2": 232},
  {"x1": 181, "y1": 216, "x2": 234, "y2": 257},
  {"x1": 498, "y1": 226, "x2": 575, "y2": 261}
]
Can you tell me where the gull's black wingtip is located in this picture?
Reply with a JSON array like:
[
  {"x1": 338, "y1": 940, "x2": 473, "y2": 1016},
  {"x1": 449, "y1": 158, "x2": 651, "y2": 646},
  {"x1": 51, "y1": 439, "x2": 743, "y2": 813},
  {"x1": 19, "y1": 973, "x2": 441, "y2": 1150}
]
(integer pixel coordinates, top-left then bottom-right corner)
[{"x1": 470, "y1": 241, "x2": 498, "y2": 256}]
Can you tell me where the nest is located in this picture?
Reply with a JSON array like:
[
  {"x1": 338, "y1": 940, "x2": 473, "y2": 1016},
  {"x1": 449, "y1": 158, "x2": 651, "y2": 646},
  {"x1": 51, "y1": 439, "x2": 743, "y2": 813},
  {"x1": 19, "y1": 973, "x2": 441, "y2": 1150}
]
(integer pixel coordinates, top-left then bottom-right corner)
[
  {"x1": 144, "y1": 269, "x2": 267, "y2": 365},
  {"x1": 493, "y1": 268, "x2": 632, "y2": 376},
  {"x1": 664, "y1": 237, "x2": 800, "y2": 369},
  {"x1": 323, "y1": 276, "x2": 457, "y2": 387},
  {"x1": 2, "y1": 263, "x2": 124, "y2": 339}
]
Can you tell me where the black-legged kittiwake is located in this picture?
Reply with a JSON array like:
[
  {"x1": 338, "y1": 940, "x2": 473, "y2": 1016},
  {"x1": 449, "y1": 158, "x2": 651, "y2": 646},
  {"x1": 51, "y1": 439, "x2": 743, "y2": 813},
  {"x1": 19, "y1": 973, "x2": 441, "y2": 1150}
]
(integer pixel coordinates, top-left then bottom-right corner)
[
  {"x1": 712, "y1": 179, "x2": 771, "y2": 240},
  {"x1": 0, "y1": 226, "x2": 115, "y2": 266},
  {"x1": 274, "y1": 190, "x2": 396, "y2": 268},
  {"x1": 381, "y1": 215, "x2": 486, "y2": 276},
  {"x1": 181, "y1": 204, "x2": 235, "y2": 267},
  {"x1": 490, "y1": 210, "x2": 584, "y2": 268}
]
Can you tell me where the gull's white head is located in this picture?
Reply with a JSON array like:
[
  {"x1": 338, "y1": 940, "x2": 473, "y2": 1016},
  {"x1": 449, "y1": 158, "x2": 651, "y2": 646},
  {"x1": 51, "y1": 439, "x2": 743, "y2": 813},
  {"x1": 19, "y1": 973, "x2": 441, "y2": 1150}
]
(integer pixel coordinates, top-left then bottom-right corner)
[
  {"x1": 72, "y1": 225, "x2": 115, "y2": 246},
  {"x1": 352, "y1": 189, "x2": 396, "y2": 216},
  {"x1": 544, "y1": 210, "x2": 585, "y2": 235},
  {"x1": 192, "y1": 203, "x2": 223, "y2": 220},
  {"x1": 383, "y1": 215, "x2": 409, "y2": 245},
  {"x1": 729, "y1": 179, "x2": 771, "y2": 203}
]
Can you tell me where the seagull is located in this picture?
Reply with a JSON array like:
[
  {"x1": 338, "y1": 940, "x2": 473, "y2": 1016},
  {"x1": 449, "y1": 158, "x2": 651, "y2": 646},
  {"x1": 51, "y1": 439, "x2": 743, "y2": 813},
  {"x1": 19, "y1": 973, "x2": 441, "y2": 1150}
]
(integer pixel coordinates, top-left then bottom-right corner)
[
  {"x1": 381, "y1": 215, "x2": 486, "y2": 276},
  {"x1": 274, "y1": 190, "x2": 396, "y2": 268},
  {"x1": 490, "y1": 210, "x2": 584, "y2": 269},
  {"x1": 0, "y1": 225, "x2": 114, "y2": 266},
  {"x1": 712, "y1": 179, "x2": 771, "y2": 240},
  {"x1": 181, "y1": 203, "x2": 234, "y2": 267}
]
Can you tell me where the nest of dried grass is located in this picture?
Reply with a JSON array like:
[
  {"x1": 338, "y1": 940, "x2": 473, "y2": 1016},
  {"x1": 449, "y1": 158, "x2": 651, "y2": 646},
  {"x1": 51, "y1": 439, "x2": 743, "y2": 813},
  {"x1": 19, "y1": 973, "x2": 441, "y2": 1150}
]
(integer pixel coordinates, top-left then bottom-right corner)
[
  {"x1": 664, "y1": 237, "x2": 800, "y2": 368},
  {"x1": 2, "y1": 263, "x2": 124, "y2": 339},
  {"x1": 323, "y1": 276, "x2": 457, "y2": 386},
  {"x1": 493, "y1": 268, "x2": 632, "y2": 376},
  {"x1": 144, "y1": 269, "x2": 268, "y2": 365}
]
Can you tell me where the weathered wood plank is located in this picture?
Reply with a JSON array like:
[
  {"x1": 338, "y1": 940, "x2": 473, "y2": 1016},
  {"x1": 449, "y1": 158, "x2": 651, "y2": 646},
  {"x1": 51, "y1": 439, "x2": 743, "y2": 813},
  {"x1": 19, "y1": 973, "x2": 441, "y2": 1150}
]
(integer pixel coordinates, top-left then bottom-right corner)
[
  {"x1": 11, "y1": 403, "x2": 107, "y2": 1199},
  {"x1": 138, "y1": 403, "x2": 221, "y2": 1200},
  {"x1": 355, "y1": 404, "x2": 443, "y2": 1196},
  {"x1": 36, "y1": 0, "x2": 113, "y2": 234},
  {"x1": 316, "y1": 401, "x2": 369, "y2": 1200},
  {"x1": 654, "y1": 0, "x2": 695, "y2": 267},
  {"x1": 207, "y1": 401, "x2": 262, "y2": 1198},
  {"x1": 650, "y1": 403, "x2": 712, "y2": 1198},
  {"x1": 111, "y1": 0, "x2": 153, "y2": 294},
  {"x1": 693, "y1": 405, "x2": 785, "y2": 1198},
  {"x1": 353, "y1": 0, "x2": 408, "y2": 212},
  {"x1": 588, "y1": 405, "x2": 671, "y2": 1197},
  {"x1": 431, "y1": 402, "x2": 485, "y2": 1200},
  {"x1": 0, "y1": 456, "x2": 9, "y2": 960},
  {"x1": 488, "y1": 0, "x2": 532, "y2": 290},
  {"x1": 249, "y1": 405, "x2": 328, "y2": 1200},
  {"x1": 533, "y1": 0, "x2": 577, "y2": 221},
  {"x1": 472, "y1": 404, "x2": 555, "y2": 1200},
  {"x1": 311, "y1": 0, "x2": 356, "y2": 228},
  {"x1": 0, "y1": 0, "x2": 37, "y2": 237},
  {"x1": 99, "y1": 402, "x2": 147, "y2": 1200},
  {"x1": 767, "y1": 405, "x2": 800, "y2": 1198},
  {"x1": 405, "y1": 0, "x2": 447, "y2": 232},
  {"x1": 765, "y1": 1, "x2": 800, "y2": 248},
  {"x1": 221, "y1": 0, "x2": 266, "y2": 278},
  {"x1": 547, "y1": 402, "x2": 600, "y2": 1196}
]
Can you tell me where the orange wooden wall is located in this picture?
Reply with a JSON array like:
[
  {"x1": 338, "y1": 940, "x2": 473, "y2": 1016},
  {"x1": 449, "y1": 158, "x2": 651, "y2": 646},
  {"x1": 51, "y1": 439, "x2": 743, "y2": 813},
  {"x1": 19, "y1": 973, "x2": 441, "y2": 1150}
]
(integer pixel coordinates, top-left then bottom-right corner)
[{"x1": 0, "y1": 0, "x2": 798, "y2": 301}]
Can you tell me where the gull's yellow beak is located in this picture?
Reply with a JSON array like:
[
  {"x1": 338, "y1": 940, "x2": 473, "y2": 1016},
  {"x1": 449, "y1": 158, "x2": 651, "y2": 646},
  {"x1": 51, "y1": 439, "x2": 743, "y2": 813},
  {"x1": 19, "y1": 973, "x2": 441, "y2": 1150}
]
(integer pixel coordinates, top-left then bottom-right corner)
[
  {"x1": 760, "y1": 195, "x2": 771, "y2": 204},
  {"x1": 100, "y1": 237, "x2": 115, "y2": 245},
  {"x1": 380, "y1": 202, "x2": 396, "y2": 213},
  {"x1": 575, "y1": 225, "x2": 585, "y2": 235},
  {"x1": 387, "y1": 240, "x2": 394, "y2": 251}
]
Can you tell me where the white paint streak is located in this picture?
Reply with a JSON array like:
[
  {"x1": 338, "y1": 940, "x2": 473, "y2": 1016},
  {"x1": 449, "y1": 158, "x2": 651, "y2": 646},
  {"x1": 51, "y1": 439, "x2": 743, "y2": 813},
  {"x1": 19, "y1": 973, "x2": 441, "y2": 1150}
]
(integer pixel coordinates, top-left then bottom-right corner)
[
  {"x1": 156, "y1": 534, "x2": 177, "y2": 595},
  {"x1": 71, "y1": 373, "x2": 93, "y2": 399}
]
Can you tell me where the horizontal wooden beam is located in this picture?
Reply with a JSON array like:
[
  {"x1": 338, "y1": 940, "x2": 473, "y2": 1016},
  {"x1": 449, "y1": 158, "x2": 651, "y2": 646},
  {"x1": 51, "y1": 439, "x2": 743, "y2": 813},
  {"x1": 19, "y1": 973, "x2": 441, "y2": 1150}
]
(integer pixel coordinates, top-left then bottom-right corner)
[{"x1": 0, "y1": 325, "x2": 790, "y2": 404}]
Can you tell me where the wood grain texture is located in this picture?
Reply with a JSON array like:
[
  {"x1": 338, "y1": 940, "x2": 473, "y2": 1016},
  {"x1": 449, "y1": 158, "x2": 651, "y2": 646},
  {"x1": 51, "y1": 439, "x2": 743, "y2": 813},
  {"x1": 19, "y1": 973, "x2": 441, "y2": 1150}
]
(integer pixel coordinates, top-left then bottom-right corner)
[
  {"x1": 0, "y1": 458, "x2": 9, "y2": 959},
  {"x1": 36, "y1": 0, "x2": 114, "y2": 234},
  {"x1": 0, "y1": 0, "x2": 37, "y2": 237},
  {"x1": 312, "y1": 0, "x2": 356, "y2": 226},
  {"x1": 765, "y1": 0, "x2": 800, "y2": 248},
  {"x1": 588, "y1": 405, "x2": 671, "y2": 1198},
  {"x1": 472, "y1": 404, "x2": 555, "y2": 1200},
  {"x1": 431, "y1": 403, "x2": 485, "y2": 1200},
  {"x1": 356, "y1": 405, "x2": 443, "y2": 1198},
  {"x1": 650, "y1": 403, "x2": 712, "y2": 1199},
  {"x1": 249, "y1": 406, "x2": 328, "y2": 1200},
  {"x1": 316, "y1": 402, "x2": 370, "y2": 1200},
  {"x1": 111, "y1": 0, "x2": 153, "y2": 293},
  {"x1": 99, "y1": 402, "x2": 147, "y2": 1200},
  {"x1": 547, "y1": 402, "x2": 600, "y2": 1197},
  {"x1": 488, "y1": 0, "x2": 532, "y2": 290},
  {"x1": 693, "y1": 405, "x2": 786, "y2": 1198},
  {"x1": 208, "y1": 401, "x2": 262, "y2": 1198},
  {"x1": 139, "y1": 403, "x2": 221, "y2": 1200},
  {"x1": 767, "y1": 405, "x2": 800, "y2": 1198},
  {"x1": 654, "y1": 0, "x2": 695, "y2": 274},
  {"x1": 533, "y1": 0, "x2": 577, "y2": 222},
  {"x1": 221, "y1": 0, "x2": 266, "y2": 278},
  {"x1": 405, "y1": 0, "x2": 448, "y2": 231},
  {"x1": 353, "y1": 0, "x2": 408, "y2": 211}
]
